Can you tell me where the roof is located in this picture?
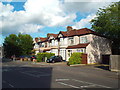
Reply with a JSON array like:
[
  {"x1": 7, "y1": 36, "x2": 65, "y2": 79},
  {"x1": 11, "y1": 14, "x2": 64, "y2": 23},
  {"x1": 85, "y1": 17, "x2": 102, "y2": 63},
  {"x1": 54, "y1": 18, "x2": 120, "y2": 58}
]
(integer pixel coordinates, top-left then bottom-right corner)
[
  {"x1": 47, "y1": 33, "x2": 58, "y2": 38},
  {"x1": 39, "y1": 37, "x2": 47, "y2": 42},
  {"x1": 66, "y1": 43, "x2": 89, "y2": 49},
  {"x1": 43, "y1": 49, "x2": 51, "y2": 51},
  {"x1": 59, "y1": 28, "x2": 95, "y2": 37}
]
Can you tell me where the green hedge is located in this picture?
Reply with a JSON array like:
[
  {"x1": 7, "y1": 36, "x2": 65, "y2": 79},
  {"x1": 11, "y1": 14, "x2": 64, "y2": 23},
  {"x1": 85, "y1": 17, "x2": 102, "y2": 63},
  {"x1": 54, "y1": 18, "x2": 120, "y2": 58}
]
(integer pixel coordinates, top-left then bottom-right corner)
[
  {"x1": 36, "y1": 52, "x2": 55, "y2": 62},
  {"x1": 68, "y1": 52, "x2": 83, "y2": 65}
]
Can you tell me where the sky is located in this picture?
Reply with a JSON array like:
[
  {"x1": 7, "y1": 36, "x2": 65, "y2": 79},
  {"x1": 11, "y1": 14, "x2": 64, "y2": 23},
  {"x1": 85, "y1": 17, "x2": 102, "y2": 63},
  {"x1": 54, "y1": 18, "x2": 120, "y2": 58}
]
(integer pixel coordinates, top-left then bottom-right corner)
[{"x1": 0, "y1": 0, "x2": 119, "y2": 45}]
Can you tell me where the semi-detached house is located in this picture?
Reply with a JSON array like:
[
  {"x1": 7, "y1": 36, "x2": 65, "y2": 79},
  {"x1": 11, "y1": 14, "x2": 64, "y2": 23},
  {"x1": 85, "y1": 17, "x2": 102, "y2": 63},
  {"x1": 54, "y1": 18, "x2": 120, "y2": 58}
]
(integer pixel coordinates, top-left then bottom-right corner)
[{"x1": 33, "y1": 26, "x2": 111, "y2": 64}]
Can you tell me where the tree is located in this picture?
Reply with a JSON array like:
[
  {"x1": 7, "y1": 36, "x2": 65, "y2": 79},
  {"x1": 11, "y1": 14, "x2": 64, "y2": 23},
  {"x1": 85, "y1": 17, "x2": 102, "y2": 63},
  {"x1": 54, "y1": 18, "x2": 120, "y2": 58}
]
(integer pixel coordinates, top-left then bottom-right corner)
[
  {"x1": 91, "y1": 2, "x2": 120, "y2": 54},
  {"x1": 18, "y1": 33, "x2": 33, "y2": 55},
  {"x1": 4, "y1": 34, "x2": 33, "y2": 58},
  {"x1": 4, "y1": 34, "x2": 21, "y2": 58}
]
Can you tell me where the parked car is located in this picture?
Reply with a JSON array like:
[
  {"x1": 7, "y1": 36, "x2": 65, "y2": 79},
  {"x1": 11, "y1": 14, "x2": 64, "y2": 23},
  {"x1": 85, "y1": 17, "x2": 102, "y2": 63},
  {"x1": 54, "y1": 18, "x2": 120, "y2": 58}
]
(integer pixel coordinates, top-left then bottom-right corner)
[
  {"x1": 31, "y1": 55, "x2": 37, "y2": 61},
  {"x1": 46, "y1": 56, "x2": 63, "y2": 63},
  {"x1": 19, "y1": 55, "x2": 32, "y2": 61}
]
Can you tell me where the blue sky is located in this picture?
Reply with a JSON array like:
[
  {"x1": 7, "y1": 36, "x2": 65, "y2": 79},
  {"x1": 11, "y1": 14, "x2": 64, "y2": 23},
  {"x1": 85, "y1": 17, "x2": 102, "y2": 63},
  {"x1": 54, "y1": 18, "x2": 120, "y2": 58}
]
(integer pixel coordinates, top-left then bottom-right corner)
[{"x1": 0, "y1": 0, "x2": 119, "y2": 45}]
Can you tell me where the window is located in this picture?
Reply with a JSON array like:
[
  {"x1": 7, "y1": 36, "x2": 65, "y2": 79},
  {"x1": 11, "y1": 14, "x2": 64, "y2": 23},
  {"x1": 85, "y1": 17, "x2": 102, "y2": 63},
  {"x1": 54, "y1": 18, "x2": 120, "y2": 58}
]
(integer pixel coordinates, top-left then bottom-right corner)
[
  {"x1": 40, "y1": 43, "x2": 45, "y2": 47},
  {"x1": 60, "y1": 38, "x2": 64, "y2": 45},
  {"x1": 69, "y1": 37, "x2": 74, "y2": 45},
  {"x1": 80, "y1": 36, "x2": 88, "y2": 43},
  {"x1": 52, "y1": 40, "x2": 55, "y2": 46},
  {"x1": 68, "y1": 50, "x2": 72, "y2": 57},
  {"x1": 77, "y1": 49, "x2": 85, "y2": 53},
  {"x1": 35, "y1": 44, "x2": 39, "y2": 48}
]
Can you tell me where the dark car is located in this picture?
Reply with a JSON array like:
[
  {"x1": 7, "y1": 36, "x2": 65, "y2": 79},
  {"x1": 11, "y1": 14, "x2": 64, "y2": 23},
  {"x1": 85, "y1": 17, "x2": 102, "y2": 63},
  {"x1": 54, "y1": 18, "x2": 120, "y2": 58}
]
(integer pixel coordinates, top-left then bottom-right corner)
[
  {"x1": 31, "y1": 55, "x2": 37, "y2": 61},
  {"x1": 19, "y1": 55, "x2": 32, "y2": 61},
  {"x1": 46, "y1": 56, "x2": 63, "y2": 63}
]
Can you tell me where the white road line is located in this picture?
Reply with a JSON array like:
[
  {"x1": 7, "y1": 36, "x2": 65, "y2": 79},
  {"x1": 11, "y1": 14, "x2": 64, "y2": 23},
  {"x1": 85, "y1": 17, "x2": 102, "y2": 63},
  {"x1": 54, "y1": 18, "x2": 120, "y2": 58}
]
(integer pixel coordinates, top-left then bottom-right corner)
[
  {"x1": 58, "y1": 82, "x2": 80, "y2": 88},
  {"x1": 56, "y1": 79, "x2": 70, "y2": 81},
  {"x1": 20, "y1": 71, "x2": 50, "y2": 77},
  {"x1": 9, "y1": 84, "x2": 14, "y2": 87},
  {"x1": 3, "y1": 80, "x2": 14, "y2": 88},
  {"x1": 20, "y1": 71, "x2": 39, "y2": 78},
  {"x1": 81, "y1": 84, "x2": 96, "y2": 88},
  {"x1": 72, "y1": 79, "x2": 111, "y2": 88}
]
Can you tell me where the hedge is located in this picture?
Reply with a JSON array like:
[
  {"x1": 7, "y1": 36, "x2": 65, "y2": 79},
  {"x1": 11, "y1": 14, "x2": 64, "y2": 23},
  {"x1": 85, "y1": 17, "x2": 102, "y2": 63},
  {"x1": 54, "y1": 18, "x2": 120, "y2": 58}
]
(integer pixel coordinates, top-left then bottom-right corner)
[
  {"x1": 36, "y1": 52, "x2": 55, "y2": 62},
  {"x1": 68, "y1": 52, "x2": 83, "y2": 65}
]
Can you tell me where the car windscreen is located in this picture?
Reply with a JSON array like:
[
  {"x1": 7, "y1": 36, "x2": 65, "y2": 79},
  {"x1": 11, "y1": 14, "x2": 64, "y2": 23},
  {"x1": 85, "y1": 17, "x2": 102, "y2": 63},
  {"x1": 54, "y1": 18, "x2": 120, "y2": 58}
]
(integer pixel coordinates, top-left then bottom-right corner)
[{"x1": 50, "y1": 56, "x2": 56, "y2": 59}]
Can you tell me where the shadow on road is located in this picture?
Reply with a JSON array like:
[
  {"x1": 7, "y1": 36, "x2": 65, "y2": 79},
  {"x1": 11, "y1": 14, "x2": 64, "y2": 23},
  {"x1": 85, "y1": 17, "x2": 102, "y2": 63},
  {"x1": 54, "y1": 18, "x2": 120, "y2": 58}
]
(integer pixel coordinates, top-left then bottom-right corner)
[
  {"x1": 2, "y1": 66, "x2": 53, "y2": 88},
  {"x1": 95, "y1": 65, "x2": 110, "y2": 71},
  {"x1": 2, "y1": 58, "x2": 13, "y2": 63}
]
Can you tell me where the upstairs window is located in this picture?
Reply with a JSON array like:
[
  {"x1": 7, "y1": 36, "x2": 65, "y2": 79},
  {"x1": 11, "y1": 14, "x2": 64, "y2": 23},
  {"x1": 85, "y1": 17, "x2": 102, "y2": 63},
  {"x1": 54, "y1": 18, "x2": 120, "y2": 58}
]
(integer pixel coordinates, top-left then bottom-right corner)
[
  {"x1": 40, "y1": 43, "x2": 45, "y2": 47},
  {"x1": 68, "y1": 37, "x2": 74, "y2": 45},
  {"x1": 80, "y1": 36, "x2": 88, "y2": 43}
]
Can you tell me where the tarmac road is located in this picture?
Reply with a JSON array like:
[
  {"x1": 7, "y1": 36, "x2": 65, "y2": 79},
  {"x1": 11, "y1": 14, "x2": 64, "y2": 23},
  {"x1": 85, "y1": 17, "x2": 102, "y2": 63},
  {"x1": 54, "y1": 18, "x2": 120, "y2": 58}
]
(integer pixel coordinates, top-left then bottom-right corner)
[{"x1": 2, "y1": 60, "x2": 119, "y2": 89}]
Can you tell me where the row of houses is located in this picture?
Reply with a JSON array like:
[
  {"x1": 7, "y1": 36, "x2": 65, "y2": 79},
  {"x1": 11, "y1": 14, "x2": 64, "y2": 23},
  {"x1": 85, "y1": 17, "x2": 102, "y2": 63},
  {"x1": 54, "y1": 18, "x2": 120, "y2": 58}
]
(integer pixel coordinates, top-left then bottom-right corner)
[{"x1": 33, "y1": 26, "x2": 111, "y2": 64}]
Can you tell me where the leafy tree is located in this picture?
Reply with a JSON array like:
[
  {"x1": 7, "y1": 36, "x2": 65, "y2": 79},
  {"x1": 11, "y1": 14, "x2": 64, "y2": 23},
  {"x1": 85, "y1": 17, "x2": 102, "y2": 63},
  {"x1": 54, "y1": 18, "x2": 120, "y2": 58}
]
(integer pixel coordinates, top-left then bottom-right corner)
[
  {"x1": 18, "y1": 33, "x2": 33, "y2": 55},
  {"x1": 91, "y1": 2, "x2": 120, "y2": 54},
  {"x1": 4, "y1": 34, "x2": 21, "y2": 58},
  {"x1": 4, "y1": 34, "x2": 33, "y2": 58}
]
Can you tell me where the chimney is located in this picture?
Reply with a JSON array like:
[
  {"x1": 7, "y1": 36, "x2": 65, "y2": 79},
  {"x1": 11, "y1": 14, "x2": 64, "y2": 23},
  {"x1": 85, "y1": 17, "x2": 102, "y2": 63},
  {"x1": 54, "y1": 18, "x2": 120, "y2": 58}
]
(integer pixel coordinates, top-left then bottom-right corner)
[
  {"x1": 67, "y1": 26, "x2": 73, "y2": 31},
  {"x1": 35, "y1": 38, "x2": 38, "y2": 42}
]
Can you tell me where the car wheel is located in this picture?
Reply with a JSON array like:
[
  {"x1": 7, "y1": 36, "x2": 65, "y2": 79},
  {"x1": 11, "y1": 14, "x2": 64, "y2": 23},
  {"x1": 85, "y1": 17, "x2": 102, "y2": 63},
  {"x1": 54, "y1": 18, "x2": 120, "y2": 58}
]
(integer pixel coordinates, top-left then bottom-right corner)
[{"x1": 52, "y1": 60, "x2": 55, "y2": 63}]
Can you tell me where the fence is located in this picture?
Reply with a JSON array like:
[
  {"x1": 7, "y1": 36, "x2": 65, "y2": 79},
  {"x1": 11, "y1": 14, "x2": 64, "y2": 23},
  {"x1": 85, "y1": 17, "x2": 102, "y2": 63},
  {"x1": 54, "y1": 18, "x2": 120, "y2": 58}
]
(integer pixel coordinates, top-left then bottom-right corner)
[{"x1": 110, "y1": 55, "x2": 120, "y2": 72}]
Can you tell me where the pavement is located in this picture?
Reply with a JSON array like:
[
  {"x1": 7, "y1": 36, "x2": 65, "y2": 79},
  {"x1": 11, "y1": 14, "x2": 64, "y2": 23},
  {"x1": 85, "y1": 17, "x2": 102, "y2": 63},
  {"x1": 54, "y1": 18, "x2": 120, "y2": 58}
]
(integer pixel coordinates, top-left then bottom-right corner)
[{"x1": 1, "y1": 60, "x2": 119, "y2": 89}]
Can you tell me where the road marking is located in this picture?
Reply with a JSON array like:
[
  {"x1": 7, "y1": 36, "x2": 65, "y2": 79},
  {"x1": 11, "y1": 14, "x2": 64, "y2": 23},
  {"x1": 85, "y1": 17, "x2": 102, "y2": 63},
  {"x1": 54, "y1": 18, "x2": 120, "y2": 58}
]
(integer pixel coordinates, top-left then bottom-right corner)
[
  {"x1": 72, "y1": 79, "x2": 111, "y2": 88},
  {"x1": 20, "y1": 71, "x2": 51, "y2": 78},
  {"x1": 57, "y1": 82, "x2": 80, "y2": 88},
  {"x1": 81, "y1": 84, "x2": 96, "y2": 88},
  {"x1": 56, "y1": 79, "x2": 70, "y2": 81},
  {"x1": 9, "y1": 84, "x2": 14, "y2": 87},
  {"x1": 3, "y1": 80, "x2": 14, "y2": 88}
]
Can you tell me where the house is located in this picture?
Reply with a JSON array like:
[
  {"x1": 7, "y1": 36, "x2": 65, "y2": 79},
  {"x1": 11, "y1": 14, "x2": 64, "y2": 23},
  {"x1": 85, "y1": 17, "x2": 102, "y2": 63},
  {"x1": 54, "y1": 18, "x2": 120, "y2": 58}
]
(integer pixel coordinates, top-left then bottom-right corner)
[
  {"x1": 33, "y1": 26, "x2": 111, "y2": 64},
  {"x1": 33, "y1": 37, "x2": 48, "y2": 54}
]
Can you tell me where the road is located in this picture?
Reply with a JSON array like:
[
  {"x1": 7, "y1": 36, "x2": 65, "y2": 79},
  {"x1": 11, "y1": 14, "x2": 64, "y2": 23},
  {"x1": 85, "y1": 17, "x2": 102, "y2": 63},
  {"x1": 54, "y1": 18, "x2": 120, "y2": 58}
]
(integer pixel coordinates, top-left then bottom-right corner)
[{"x1": 2, "y1": 60, "x2": 119, "y2": 89}]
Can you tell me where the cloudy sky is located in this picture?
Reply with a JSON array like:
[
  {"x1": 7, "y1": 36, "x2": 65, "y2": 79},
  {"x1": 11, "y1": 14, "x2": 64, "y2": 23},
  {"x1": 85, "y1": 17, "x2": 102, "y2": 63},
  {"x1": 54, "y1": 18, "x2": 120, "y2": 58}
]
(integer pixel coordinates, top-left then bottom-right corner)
[{"x1": 0, "y1": 0, "x2": 119, "y2": 45}]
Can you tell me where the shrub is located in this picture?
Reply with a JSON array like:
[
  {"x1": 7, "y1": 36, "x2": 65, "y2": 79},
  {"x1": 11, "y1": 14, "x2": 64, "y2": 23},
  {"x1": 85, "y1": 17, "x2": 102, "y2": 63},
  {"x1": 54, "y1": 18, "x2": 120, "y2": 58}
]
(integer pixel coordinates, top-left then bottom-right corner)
[
  {"x1": 36, "y1": 52, "x2": 55, "y2": 62},
  {"x1": 36, "y1": 53, "x2": 45, "y2": 62},
  {"x1": 45, "y1": 53, "x2": 55, "y2": 59},
  {"x1": 68, "y1": 52, "x2": 83, "y2": 65}
]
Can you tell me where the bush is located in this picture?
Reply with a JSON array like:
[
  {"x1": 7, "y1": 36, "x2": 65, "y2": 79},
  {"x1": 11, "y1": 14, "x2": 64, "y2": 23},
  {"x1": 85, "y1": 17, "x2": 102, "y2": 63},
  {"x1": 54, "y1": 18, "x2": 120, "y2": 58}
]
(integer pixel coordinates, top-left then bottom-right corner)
[
  {"x1": 68, "y1": 52, "x2": 83, "y2": 65},
  {"x1": 36, "y1": 53, "x2": 55, "y2": 62},
  {"x1": 45, "y1": 53, "x2": 55, "y2": 59},
  {"x1": 36, "y1": 53, "x2": 45, "y2": 62}
]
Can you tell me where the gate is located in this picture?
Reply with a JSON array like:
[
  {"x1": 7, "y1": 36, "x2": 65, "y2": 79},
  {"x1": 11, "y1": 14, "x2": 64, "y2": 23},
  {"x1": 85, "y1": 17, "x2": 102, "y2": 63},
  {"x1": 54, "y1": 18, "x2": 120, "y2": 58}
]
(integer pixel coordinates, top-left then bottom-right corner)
[
  {"x1": 81, "y1": 54, "x2": 87, "y2": 64},
  {"x1": 102, "y1": 55, "x2": 110, "y2": 64}
]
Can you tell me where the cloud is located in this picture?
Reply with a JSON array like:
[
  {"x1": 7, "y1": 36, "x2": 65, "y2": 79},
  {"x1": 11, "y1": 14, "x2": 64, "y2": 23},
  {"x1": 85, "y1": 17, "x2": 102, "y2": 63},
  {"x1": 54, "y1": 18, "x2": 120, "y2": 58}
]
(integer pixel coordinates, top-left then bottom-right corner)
[
  {"x1": 72, "y1": 14, "x2": 96, "y2": 29},
  {"x1": 61, "y1": 1, "x2": 114, "y2": 14},
  {"x1": 18, "y1": 24, "x2": 43, "y2": 34},
  {"x1": 1, "y1": 0, "x2": 77, "y2": 36},
  {"x1": 0, "y1": 0, "x2": 118, "y2": 36}
]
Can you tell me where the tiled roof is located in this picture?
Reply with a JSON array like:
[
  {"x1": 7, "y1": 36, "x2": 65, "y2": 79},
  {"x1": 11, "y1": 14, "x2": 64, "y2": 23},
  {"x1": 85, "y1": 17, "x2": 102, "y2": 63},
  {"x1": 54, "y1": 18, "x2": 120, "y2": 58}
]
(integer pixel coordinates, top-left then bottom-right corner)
[
  {"x1": 66, "y1": 43, "x2": 89, "y2": 49},
  {"x1": 47, "y1": 33, "x2": 58, "y2": 38},
  {"x1": 39, "y1": 37, "x2": 47, "y2": 42},
  {"x1": 60, "y1": 28, "x2": 95, "y2": 37}
]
